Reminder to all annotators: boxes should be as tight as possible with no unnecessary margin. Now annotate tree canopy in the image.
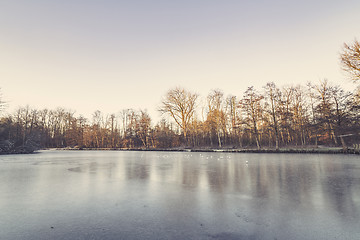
[159,87,198,139]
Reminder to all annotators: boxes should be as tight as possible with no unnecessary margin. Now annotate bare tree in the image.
[226,95,241,147]
[108,114,118,148]
[159,87,198,142]
[291,85,309,146]
[279,86,295,145]
[340,39,360,83]
[312,80,338,145]
[206,89,226,147]
[263,82,281,149]
[240,86,263,150]
[137,110,151,148]
[92,110,104,148]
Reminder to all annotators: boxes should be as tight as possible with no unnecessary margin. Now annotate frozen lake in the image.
[1,150,360,240]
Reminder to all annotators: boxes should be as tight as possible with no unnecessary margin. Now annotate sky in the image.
[1,0,359,121]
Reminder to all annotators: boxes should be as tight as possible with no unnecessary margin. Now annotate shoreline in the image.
[2,147,359,155]
[0,148,37,155]
[49,147,360,155]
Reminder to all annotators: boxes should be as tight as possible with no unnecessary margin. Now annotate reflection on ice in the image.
[0,150,360,240]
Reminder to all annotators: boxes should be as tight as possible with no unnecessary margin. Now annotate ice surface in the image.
[0,151,360,240]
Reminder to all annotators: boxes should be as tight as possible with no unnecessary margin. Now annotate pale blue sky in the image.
[1,0,359,121]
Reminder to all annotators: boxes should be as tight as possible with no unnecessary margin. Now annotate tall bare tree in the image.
[159,87,198,142]
[313,80,338,145]
[291,85,308,146]
[137,110,151,148]
[263,82,281,149]
[240,86,263,150]
[206,89,226,147]
[226,95,241,147]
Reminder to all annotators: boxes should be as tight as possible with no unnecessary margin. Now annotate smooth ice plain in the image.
[1,150,360,240]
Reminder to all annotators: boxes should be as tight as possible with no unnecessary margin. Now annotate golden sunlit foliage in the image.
[2,36,360,152]
[1,79,359,154]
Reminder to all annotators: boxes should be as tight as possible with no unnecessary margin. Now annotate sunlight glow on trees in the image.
[159,87,198,142]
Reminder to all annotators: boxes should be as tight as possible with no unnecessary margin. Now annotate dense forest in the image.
[1,39,359,153]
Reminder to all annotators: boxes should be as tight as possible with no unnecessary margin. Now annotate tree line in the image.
[0,79,359,152]
[1,39,359,153]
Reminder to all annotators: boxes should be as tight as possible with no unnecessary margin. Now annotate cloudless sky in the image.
[1,0,359,121]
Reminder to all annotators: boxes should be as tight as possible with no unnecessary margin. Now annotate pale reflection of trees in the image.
[110,152,360,221]
[125,159,150,180]
[322,163,360,219]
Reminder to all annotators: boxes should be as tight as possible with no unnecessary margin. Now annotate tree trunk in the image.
[217,130,222,148]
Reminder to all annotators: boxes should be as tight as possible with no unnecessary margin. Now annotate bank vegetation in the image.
[1,39,360,154]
